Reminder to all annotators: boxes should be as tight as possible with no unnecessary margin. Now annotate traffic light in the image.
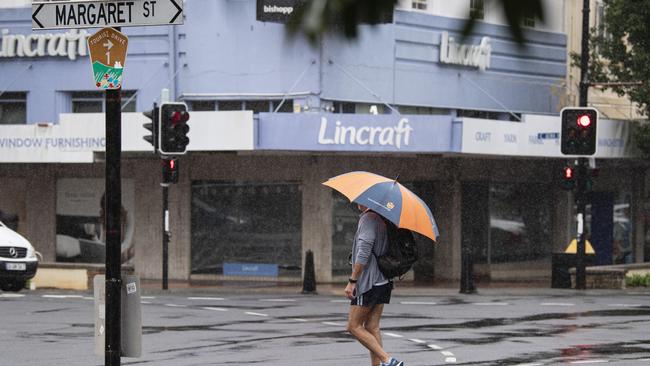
[142,103,159,152]
[561,164,576,191]
[560,107,598,155]
[162,158,179,184]
[159,102,190,155]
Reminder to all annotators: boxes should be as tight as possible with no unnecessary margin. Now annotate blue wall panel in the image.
[0,2,567,124]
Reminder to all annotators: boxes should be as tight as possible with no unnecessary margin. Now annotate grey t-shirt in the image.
[351,210,389,296]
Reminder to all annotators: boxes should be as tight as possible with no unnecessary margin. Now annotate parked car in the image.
[0,221,39,292]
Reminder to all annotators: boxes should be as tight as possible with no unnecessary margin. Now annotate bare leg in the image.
[366,304,385,366]
[348,305,390,365]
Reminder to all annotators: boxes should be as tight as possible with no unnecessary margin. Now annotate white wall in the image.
[397,0,565,33]
[0,0,29,8]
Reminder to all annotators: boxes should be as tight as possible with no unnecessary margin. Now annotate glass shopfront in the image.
[462,182,554,267]
[191,181,302,276]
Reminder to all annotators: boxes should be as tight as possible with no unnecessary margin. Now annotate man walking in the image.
[345,204,404,366]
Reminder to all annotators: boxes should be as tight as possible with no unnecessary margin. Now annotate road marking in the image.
[188,297,224,301]
[0,293,25,298]
[202,307,227,312]
[441,351,454,357]
[260,298,296,302]
[400,301,437,305]
[330,300,349,303]
[472,302,509,306]
[639,359,650,362]
[409,338,426,344]
[427,344,443,350]
[141,301,152,304]
[42,294,83,299]
[291,318,308,322]
[141,296,156,299]
[445,357,457,363]
[83,296,94,300]
[322,321,345,327]
[569,360,609,364]
[165,303,186,307]
[383,332,404,338]
[608,303,642,307]
[245,311,269,317]
[541,303,575,306]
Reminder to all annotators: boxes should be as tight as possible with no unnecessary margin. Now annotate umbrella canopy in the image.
[323,171,439,242]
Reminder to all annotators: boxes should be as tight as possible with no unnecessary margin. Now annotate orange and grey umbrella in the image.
[323,171,439,242]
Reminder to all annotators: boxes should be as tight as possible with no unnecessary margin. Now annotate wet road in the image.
[1,290,649,365]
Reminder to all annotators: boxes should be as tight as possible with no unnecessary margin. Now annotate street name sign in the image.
[32,0,184,30]
[87,27,128,90]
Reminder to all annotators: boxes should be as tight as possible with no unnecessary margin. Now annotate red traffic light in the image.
[564,166,574,179]
[577,114,591,128]
[170,110,189,124]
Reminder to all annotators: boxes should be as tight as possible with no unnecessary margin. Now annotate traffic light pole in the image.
[574,0,591,290]
[162,179,170,290]
[105,32,122,365]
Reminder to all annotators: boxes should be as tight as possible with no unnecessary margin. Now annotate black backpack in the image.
[375,216,418,279]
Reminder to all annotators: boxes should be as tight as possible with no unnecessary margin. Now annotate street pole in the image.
[575,0,591,290]
[162,180,169,290]
[105,27,122,365]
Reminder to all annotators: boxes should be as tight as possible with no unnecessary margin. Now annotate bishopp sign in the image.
[32,0,184,30]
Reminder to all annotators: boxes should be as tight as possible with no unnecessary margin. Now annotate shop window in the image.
[272,100,294,113]
[0,92,27,124]
[398,105,449,115]
[189,100,216,111]
[412,0,427,11]
[217,100,243,111]
[191,181,302,276]
[470,0,484,20]
[522,15,535,28]
[488,183,552,263]
[332,101,356,114]
[71,90,136,113]
[462,182,553,266]
[215,100,293,113]
[246,100,271,114]
[458,109,521,121]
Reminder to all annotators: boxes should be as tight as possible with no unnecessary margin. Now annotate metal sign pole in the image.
[104,24,123,366]
[105,88,122,365]
[575,0,591,290]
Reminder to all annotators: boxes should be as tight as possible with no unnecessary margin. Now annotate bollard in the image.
[460,246,477,294]
[301,250,317,294]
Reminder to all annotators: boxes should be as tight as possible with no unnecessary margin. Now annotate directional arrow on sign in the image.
[32,0,184,30]
[103,40,113,51]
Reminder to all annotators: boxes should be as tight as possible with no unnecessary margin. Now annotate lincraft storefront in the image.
[1,0,648,288]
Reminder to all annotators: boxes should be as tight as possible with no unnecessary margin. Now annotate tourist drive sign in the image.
[87,27,128,90]
[32,0,184,30]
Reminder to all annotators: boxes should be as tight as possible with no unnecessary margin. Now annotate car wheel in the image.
[0,280,25,292]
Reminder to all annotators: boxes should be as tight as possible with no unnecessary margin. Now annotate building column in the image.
[25,165,56,261]
[434,177,462,281]
[301,157,333,283]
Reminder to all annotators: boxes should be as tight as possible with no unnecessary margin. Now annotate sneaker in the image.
[382,357,404,366]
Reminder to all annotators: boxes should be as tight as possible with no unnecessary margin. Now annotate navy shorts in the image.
[351,282,392,307]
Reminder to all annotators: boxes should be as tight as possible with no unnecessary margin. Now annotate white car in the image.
[0,221,39,292]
